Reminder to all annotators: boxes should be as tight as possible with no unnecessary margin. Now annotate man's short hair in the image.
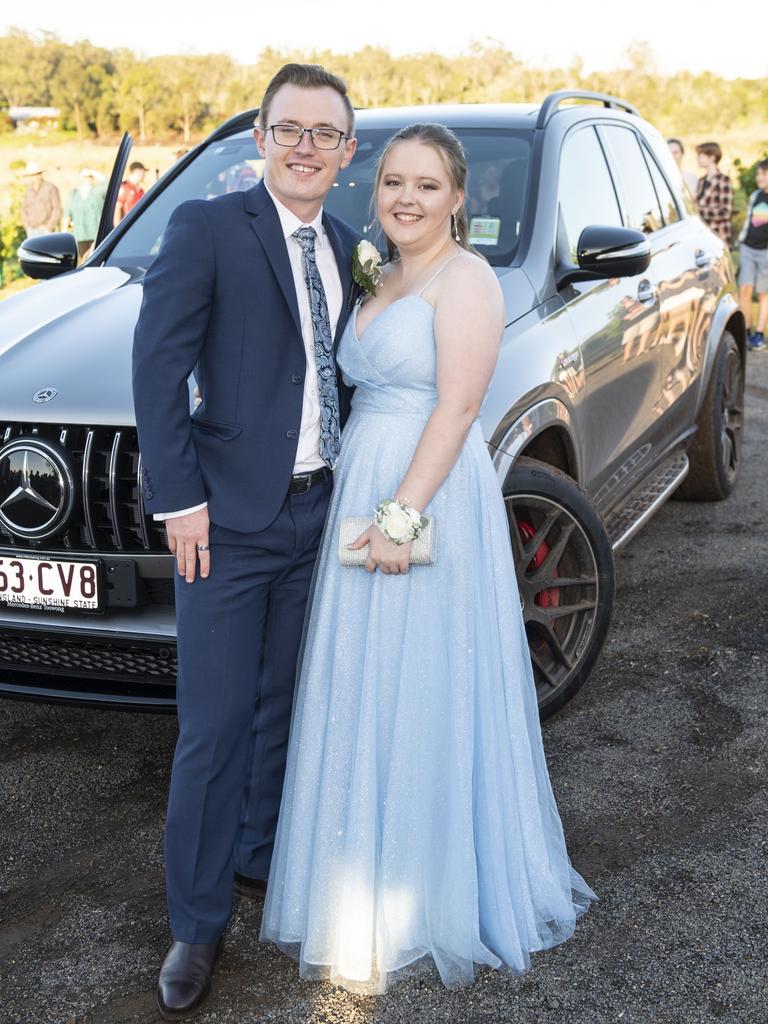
[756,158,768,175]
[696,141,722,164]
[129,161,148,173]
[258,63,355,136]
[667,137,684,152]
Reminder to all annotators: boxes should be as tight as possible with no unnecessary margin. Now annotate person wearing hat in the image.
[114,161,148,226]
[63,168,107,260]
[20,162,62,238]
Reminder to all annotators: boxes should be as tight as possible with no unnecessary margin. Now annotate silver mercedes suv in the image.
[0,90,745,717]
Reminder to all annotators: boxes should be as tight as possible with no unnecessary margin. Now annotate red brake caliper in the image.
[517,519,561,608]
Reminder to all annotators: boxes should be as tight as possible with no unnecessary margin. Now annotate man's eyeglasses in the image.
[266,124,350,151]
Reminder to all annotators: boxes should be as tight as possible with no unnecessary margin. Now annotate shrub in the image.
[0,181,27,287]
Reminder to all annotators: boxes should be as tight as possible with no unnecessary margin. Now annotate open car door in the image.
[94,132,133,249]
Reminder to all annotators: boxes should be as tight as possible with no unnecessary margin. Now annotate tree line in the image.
[1,31,767,144]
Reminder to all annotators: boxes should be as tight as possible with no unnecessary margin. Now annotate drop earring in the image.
[451,213,460,242]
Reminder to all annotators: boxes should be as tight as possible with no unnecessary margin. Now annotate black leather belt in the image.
[288,466,331,495]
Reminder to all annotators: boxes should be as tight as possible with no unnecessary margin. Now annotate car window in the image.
[339,128,532,264]
[599,125,663,234]
[557,126,622,263]
[641,143,681,226]
[105,135,265,268]
[105,127,533,270]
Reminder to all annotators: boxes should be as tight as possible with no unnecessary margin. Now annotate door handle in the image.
[695,249,711,268]
[637,279,658,303]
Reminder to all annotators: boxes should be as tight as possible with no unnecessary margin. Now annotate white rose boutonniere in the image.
[352,240,383,296]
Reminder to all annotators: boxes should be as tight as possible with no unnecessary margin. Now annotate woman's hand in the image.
[347,525,412,574]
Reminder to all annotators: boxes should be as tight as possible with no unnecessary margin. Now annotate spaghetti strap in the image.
[418,253,461,297]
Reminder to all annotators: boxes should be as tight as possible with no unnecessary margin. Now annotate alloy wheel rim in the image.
[720,347,744,483]
[504,493,601,704]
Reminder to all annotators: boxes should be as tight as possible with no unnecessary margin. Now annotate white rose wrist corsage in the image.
[374,498,427,546]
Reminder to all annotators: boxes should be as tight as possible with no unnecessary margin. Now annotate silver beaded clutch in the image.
[338,516,437,566]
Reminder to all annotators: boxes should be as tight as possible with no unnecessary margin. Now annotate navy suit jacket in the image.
[132,180,360,533]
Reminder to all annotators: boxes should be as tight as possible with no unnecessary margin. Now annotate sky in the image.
[3,0,766,80]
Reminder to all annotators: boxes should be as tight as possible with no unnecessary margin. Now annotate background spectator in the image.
[666,138,699,195]
[113,161,148,226]
[737,158,768,351]
[695,141,733,247]
[469,163,502,216]
[63,168,106,260]
[20,162,62,238]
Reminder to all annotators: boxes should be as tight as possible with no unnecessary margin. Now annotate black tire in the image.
[676,330,744,501]
[503,457,615,720]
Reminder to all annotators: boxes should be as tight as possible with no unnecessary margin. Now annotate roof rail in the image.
[206,108,260,142]
[536,90,639,129]
[203,105,367,142]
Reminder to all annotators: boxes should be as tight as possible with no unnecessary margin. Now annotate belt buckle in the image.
[291,473,311,495]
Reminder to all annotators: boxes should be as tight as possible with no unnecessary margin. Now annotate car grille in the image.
[0,630,177,682]
[0,422,167,553]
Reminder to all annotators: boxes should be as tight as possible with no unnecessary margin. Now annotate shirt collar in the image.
[264,181,326,245]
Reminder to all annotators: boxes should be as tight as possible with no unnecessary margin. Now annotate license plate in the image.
[0,554,102,612]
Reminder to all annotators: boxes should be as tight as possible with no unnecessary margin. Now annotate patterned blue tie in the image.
[292,226,341,469]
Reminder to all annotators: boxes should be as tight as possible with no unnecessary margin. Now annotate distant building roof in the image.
[8,106,60,121]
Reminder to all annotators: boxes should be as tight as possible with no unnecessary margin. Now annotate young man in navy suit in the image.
[132,64,359,1019]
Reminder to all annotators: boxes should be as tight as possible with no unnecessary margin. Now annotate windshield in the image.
[106,125,532,270]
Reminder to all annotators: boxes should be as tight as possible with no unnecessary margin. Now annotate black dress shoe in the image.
[156,939,222,1021]
[234,871,267,899]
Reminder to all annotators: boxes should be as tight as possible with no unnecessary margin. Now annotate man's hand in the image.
[166,507,211,583]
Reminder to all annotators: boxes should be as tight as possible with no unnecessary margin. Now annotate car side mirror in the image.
[18,232,79,280]
[556,225,651,289]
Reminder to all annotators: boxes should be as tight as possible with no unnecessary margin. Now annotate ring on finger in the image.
[197,544,210,552]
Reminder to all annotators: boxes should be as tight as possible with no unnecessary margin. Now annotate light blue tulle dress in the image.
[260,276,597,993]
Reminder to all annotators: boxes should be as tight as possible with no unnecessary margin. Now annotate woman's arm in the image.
[395,257,504,509]
[352,255,504,574]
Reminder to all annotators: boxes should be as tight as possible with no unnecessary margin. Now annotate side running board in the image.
[604,453,689,552]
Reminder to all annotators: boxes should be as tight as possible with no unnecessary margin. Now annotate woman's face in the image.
[377,139,462,253]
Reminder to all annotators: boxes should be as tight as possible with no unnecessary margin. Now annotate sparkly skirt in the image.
[260,408,597,992]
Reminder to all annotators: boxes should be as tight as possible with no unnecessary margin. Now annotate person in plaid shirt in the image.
[695,142,733,247]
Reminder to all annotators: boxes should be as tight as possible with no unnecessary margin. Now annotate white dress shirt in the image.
[155,183,344,521]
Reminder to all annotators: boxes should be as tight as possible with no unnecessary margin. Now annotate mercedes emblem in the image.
[0,439,75,539]
[33,387,58,403]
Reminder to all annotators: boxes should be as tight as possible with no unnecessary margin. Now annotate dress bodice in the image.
[337,296,439,419]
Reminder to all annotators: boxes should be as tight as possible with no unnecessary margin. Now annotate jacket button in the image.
[292,374,303,385]
[286,429,298,439]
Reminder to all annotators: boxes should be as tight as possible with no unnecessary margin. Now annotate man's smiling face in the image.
[255,83,356,220]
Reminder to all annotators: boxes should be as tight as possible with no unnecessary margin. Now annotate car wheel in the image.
[676,330,744,501]
[503,457,615,720]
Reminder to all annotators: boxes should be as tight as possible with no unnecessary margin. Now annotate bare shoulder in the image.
[434,251,503,311]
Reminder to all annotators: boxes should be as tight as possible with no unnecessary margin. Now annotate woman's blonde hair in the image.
[372,123,479,260]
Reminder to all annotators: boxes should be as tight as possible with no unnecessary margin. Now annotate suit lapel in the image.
[323,213,354,350]
[245,181,302,340]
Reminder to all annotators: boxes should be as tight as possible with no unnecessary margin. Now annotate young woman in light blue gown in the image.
[260,123,597,993]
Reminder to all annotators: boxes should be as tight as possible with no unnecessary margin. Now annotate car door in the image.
[639,135,718,428]
[94,132,133,249]
[600,125,708,438]
[557,124,665,500]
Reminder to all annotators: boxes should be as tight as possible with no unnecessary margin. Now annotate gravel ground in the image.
[1,355,766,1024]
